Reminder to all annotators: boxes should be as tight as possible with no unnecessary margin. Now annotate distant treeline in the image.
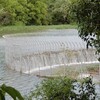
[0,0,74,26]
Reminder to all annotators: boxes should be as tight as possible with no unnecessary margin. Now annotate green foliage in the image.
[70,0,100,61]
[0,84,24,100]
[0,0,48,25]
[26,77,97,100]
[0,10,13,26]
[74,77,96,100]
[0,0,74,25]
[28,0,48,25]
[47,0,71,24]
[0,0,29,25]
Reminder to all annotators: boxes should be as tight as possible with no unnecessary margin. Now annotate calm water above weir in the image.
[0,29,100,99]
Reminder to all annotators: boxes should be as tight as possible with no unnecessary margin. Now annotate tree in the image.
[0,0,29,25]
[27,0,49,25]
[49,0,71,24]
[0,0,13,25]
[71,0,100,61]
[0,0,49,25]
[0,9,13,26]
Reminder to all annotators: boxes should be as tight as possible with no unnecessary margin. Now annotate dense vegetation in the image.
[0,0,72,26]
[71,0,100,60]
[25,77,96,100]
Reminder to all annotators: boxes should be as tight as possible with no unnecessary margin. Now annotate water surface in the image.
[0,29,100,99]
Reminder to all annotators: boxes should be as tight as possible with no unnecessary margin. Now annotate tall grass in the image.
[0,24,77,37]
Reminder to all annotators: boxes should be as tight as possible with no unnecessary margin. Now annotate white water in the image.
[4,35,98,75]
[24,61,99,74]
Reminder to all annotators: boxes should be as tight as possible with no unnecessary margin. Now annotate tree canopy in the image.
[71,0,100,60]
[0,0,71,25]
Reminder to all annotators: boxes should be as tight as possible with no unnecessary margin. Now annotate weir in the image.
[3,32,100,82]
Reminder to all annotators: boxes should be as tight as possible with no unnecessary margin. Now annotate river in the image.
[0,29,100,99]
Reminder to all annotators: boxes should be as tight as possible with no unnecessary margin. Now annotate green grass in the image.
[0,24,77,37]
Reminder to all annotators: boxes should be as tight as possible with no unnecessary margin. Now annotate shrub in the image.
[26,77,97,100]
[0,10,13,26]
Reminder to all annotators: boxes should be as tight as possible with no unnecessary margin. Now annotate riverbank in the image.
[0,24,77,37]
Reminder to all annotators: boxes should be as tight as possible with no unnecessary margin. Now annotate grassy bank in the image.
[0,24,77,37]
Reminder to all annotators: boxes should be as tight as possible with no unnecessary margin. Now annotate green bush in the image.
[0,10,13,26]
[26,77,97,100]
[0,0,75,26]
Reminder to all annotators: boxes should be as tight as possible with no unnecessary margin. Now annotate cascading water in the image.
[3,33,100,83]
